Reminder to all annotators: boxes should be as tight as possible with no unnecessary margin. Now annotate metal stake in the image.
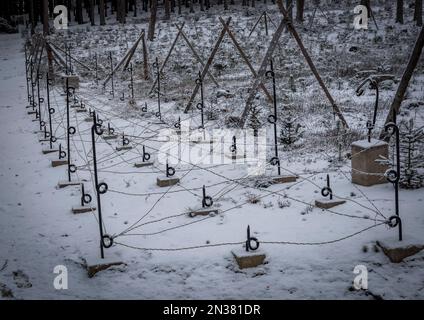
[266,58,281,176]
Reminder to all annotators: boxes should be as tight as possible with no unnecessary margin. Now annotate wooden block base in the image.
[272,175,298,184]
[27,110,36,115]
[157,176,180,187]
[57,180,83,188]
[42,148,58,154]
[232,248,266,269]
[75,107,87,113]
[84,117,93,122]
[188,207,219,217]
[134,161,154,168]
[116,146,132,151]
[51,159,68,167]
[38,138,50,142]
[315,198,346,209]
[377,237,424,263]
[72,206,96,214]
[85,258,125,278]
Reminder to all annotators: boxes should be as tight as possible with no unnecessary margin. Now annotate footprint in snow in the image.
[12,270,32,289]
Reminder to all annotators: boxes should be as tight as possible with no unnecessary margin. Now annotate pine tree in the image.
[399,119,424,189]
[280,116,302,145]
[248,105,262,136]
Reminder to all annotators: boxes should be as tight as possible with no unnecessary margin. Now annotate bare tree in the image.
[164,0,171,19]
[89,0,95,26]
[148,0,158,41]
[99,0,106,25]
[42,0,49,34]
[296,0,304,22]
[396,0,404,24]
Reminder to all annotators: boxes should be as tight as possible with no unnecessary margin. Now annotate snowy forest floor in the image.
[1,2,424,299]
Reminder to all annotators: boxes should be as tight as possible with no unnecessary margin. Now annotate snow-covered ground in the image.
[1,3,424,299]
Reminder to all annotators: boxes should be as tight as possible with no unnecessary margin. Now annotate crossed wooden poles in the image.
[180,7,348,129]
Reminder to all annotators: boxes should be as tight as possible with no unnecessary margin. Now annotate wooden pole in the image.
[176,23,220,87]
[276,0,349,128]
[219,17,273,103]
[184,17,232,113]
[380,26,424,139]
[238,18,287,127]
[148,23,184,94]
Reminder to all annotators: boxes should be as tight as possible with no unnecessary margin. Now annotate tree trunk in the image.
[396,0,404,24]
[381,26,424,139]
[89,0,95,25]
[99,0,106,25]
[147,0,158,41]
[142,31,150,80]
[415,0,423,26]
[296,0,304,22]
[164,0,171,19]
[29,0,35,34]
[76,0,84,24]
[360,0,371,18]
[42,0,49,34]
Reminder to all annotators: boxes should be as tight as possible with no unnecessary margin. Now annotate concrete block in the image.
[51,159,68,167]
[188,207,219,218]
[157,176,180,187]
[116,145,132,151]
[232,248,266,269]
[377,237,424,263]
[351,139,389,186]
[72,206,96,214]
[63,75,79,89]
[85,257,125,278]
[134,161,154,168]
[315,198,346,209]
[225,153,246,160]
[42,148,58,154]
[272,175,298,184]
[103,134,118,140]
[75,107,87,113]
[57,180,83,188]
